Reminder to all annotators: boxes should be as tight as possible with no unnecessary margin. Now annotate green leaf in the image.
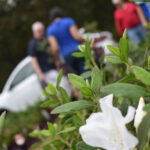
[86,79,91,88]
[85,35,92,59]
[120,99,129,116]
[122,29,127,39]
[81,71,92,79]
[68,74,86,89]
[148,56,150,70]
[72,52,85,58]
[77,141,97,150]
[81,87,94,96]
[56,70,63,89]
[40,100,59,108]
[29,129,40,137]
[0,111,6,134]
[73,114,83,127]
[46,83,57,95]
[51,100,93,114]
[43,144,51,150]
[91,66,102,96]
[137,112,150,150]
[118,75,135,83]
[144,104,150,112]
[119,36,128,62]
[58,87,71,103]
[57,127,77,134]
[101,83,150,100]
[132,66,150,86]
[47,122,56,136]
[78,45,85,52]
[41,129,51,136]
[107,45,120,56]
[106,56,124,64]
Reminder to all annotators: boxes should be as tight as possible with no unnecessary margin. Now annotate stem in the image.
[57,136,72,150]
[92,94,101,112]
[91,57,98,68]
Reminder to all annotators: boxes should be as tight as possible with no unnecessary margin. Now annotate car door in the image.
[6,62,43,111]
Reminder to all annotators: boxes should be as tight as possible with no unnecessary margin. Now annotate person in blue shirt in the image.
[47,7,85,75]
[136,2,150,21]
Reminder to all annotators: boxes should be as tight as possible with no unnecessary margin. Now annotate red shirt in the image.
[114,2,140,36]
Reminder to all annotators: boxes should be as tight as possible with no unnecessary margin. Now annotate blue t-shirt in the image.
[28,38,56,73]
[46,17,81,58]
[136,2,150,21]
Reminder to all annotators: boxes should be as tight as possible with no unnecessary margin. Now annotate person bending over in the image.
[47,7,85,75]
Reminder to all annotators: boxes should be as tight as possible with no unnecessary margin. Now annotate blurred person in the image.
[47,7,85,75]
[112,0,148,44]
[28,22,71,91]
[136,2,150,22]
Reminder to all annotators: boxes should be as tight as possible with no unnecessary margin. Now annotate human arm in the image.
[70,25,85,43]
[115,19,124,37]
[28,40,46,82]
[136,5,148,28]
[31,57,46,82]
[48,36,61,69]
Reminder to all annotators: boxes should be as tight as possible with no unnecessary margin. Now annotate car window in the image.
[10,63,35,90]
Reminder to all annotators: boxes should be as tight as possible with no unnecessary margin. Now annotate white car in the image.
[0,57,43,112]
[0,57,72,113]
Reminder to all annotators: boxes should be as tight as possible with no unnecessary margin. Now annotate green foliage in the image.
[148,56,150,70]
[28,32,150,150]
[101,83,150,100]
[107,45,120,56]
[91,67,102,96]
[51,101,94,114]
[56,69,63,89]
[57,127,77,135]
[40,99,59,108]
[132,66,150,86]
[119,30,129,62]
[137,111,150,150]
[0,111,6,134]
[106,56,123,64]
[68,74,86,89]
[81,87,94,97]
[72,52,85,58]
[77,141,97,150]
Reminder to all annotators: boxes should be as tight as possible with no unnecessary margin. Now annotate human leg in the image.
[127,27,141,44]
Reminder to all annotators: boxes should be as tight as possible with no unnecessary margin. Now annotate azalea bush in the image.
[29,30,150,150]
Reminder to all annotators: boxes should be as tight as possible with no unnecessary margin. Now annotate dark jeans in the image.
[65,50,85,75]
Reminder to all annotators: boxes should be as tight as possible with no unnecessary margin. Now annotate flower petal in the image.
[79,94,138,150]
[134,97,147,130]
[100,94,113,108]
[79,122,116,149]
[86,112,105,124]
[123,106,135,125]
[122,125,139,150]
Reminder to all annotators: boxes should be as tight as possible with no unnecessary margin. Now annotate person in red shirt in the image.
[112,0,148,44]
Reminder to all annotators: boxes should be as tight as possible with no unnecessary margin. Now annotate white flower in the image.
[79,94,138,150]
[134,97,147,131]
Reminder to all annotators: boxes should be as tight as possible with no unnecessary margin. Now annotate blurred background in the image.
[1,0,150,149]
[0,0,116,92]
